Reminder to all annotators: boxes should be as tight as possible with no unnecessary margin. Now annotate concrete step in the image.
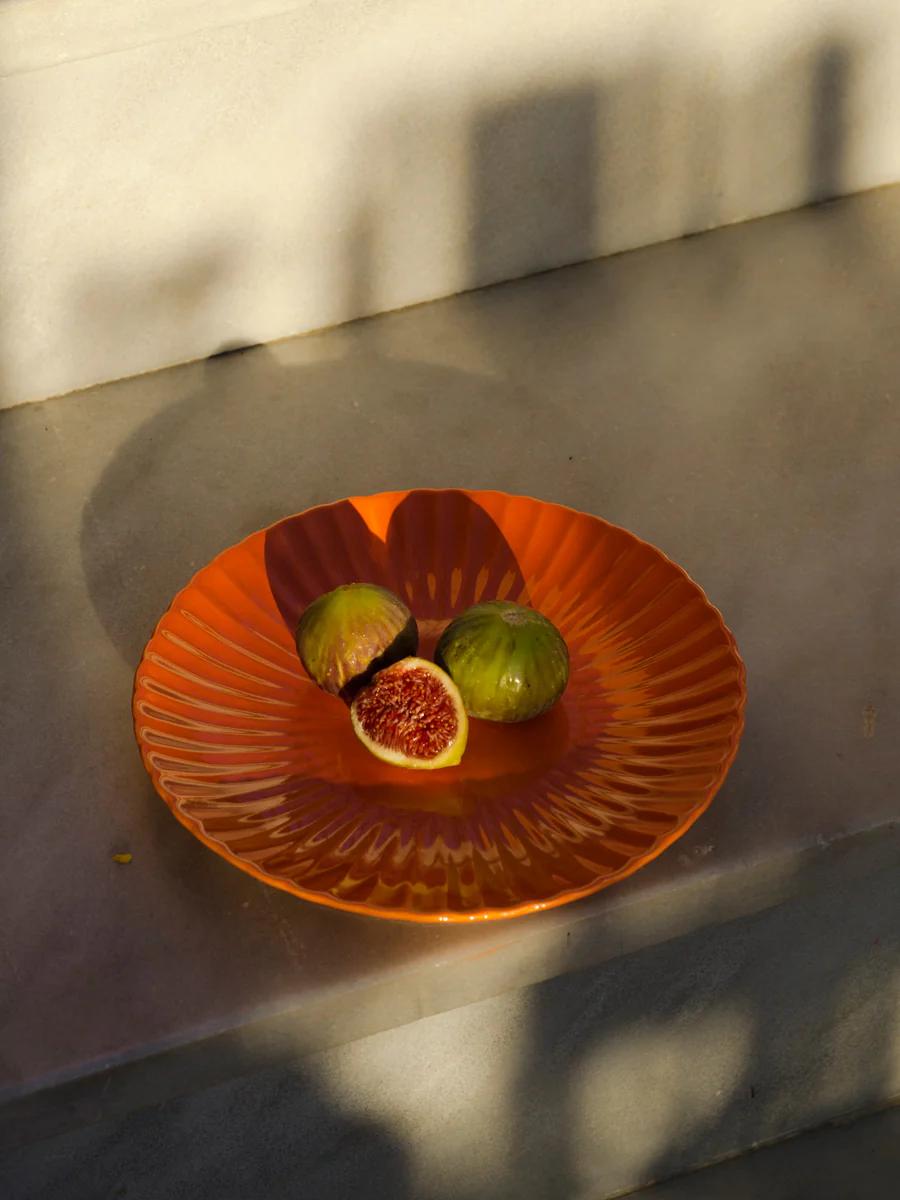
[1,185,898,1197]
[625,1104,900,1200]
[2,856,898,1199]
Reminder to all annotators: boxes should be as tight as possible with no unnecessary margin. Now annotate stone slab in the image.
[1,187,898,1146]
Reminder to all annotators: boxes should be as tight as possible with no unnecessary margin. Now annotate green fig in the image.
[435,601,568,722]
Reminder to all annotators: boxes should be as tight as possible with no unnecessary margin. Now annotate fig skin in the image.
[435,601,568,722]
[295,583,418,701]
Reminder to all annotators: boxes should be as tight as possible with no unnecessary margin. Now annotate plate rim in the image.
[132,487,747,924]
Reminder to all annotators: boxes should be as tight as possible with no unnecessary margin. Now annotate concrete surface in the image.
[2,860,897,1200]
[1,187,898,1150]
[3,0,900,404]
[626,1104,900,1200]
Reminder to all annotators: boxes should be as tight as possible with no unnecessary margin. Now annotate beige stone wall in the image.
[2,0,899,406]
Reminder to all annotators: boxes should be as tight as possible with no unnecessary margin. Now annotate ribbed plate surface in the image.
[133,490,746,922]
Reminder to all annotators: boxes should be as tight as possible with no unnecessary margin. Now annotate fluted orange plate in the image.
[133,489,745,923]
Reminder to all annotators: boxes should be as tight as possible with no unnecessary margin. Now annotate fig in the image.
[295,583,417,700]
[350,658,468,770]
[435,601,569,722]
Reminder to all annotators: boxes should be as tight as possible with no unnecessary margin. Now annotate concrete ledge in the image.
[627,1104,900,1200]
[1,187,898,1158]
[3,859,898,1198]
[2,824,896,1153]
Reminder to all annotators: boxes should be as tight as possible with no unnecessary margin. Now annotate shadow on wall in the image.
[468,84,599,289]
[56,28,900,1200]
[810,43,853,201]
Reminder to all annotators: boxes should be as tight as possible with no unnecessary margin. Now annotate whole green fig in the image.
[435,601,568,722]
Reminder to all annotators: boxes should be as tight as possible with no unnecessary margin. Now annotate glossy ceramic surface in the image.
[133,490,746,922]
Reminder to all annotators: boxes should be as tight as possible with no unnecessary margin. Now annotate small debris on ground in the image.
[111,852,133,865]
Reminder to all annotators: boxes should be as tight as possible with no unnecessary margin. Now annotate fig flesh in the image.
[350,657,468,769]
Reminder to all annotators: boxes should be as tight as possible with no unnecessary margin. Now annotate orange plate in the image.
[133,490,746,923]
